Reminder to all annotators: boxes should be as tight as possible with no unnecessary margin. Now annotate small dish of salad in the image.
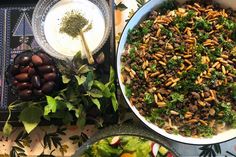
[73,124,178,157]
[81,135,174,157]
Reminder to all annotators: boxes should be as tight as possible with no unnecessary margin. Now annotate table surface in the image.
[0,0,235,156]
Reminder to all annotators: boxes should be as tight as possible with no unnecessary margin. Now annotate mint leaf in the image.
[3,122,12,136]
[66,102,75,111]
[87,90,103,98]
[75,75,86,85]
[84,72,94,90]
[93,80,106,90]
[44,96,57,115]
[109,67,115,82]
[76,112,86,128]
[103,86,112,98]
[111,93,118,111]
[62,75,70,84]
[91,98,101,109]
[19,106,43,133]
[78,65,91,74]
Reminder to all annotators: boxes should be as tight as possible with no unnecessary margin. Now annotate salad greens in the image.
[81,136,173,157]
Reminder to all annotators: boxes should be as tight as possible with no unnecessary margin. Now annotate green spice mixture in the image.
[60,10,89,38]
[121,0,236,137]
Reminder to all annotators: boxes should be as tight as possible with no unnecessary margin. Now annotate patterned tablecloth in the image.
[0,0,235,156]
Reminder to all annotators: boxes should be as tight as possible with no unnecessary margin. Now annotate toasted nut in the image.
[209,120,215,128]
[194,3,201,8]
[150,37,158,41]
[150,71,160,77]
[209,108,216,116]
[157,93,163,101]
[130,69,136,75]
[172,78,180,83]
[159,61,166,66]
[187,119,198,123]
[186,65,193,71]
[154,94,158,104]
[170,110,179,115]
[205,97,215,102]
[184,59,192,65]
[165,81,173,87]
[219,59,228,64]
[153,55,160,61]
[156,102,166,107]
[212,62,219,68]
[222,66,226,74]
[183,55,192,58]
[198,100,206,106]
[171,82,176,87]
[144,71,148,79]
[156,53,163,58]
[221,54,228,59]
[142,62,147,69]
[166,43,174,50]
[124,67,131,72]
[158,74,165,78]
[180,64,185,70]
[216,63,221,69]
[184,112,193,119]
[120,75,124,83]
[129,72,134,78]
[178,8,186,13]
[156,28,161,37]
[199,120,208,126]
[209,90,216,99]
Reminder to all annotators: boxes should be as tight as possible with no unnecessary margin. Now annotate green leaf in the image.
[62,75,70,84]
[76,113,86,128]
[87,90,103,98]
[111,93,118,111]
[3,122,13,136]
[65,102,74,111]
[84,72,94,90]
[19,106,43,133]
[109,67,115,83]
[72,51,83,67]
[91,98,101,109]
[75,75,86,85]
[94,81,111,97]
[44,96,57,115]
[77,65,91,74]
[93,80,106,90]
[62,112,73,124]
[103,86,112,98]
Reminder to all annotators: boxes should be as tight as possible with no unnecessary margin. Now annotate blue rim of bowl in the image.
[116,0,236,145]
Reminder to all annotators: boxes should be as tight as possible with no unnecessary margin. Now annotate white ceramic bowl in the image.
[117,0,236,145]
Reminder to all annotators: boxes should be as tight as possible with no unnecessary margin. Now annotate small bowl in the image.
[72,124,179,157]
[32,0,112,60]
[6,50,61,100]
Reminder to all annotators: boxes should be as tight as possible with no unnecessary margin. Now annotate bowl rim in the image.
[72,124,180,157]
[32,0,112,60]
[116,0,236,145]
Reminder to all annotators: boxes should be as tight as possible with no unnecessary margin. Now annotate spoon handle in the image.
[80,32,94,64]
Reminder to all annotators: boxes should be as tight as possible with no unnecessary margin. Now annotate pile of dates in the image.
[10,51,59,100]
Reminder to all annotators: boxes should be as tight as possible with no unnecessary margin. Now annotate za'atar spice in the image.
[60,10,91,38]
